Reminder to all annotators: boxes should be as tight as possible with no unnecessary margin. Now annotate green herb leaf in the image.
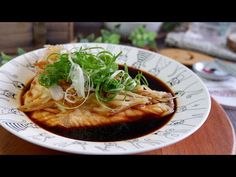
[17,48,26,55]
[94,36,103,43]
[1,52,12,61]
[38,54,71,87]
[129,26,157,48]
[1,48,26,66]
[162,22,181,32]
[100,29,120,44]
[79,33,96,43]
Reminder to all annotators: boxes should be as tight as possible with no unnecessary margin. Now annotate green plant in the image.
[78,33,96,43]
[78,29,121,44]
[17,48,26,55]
[0,48,26,66]
[78,25,159,50]
[161,22,181,32]
[95,29,120,44]
[128,26,157,49]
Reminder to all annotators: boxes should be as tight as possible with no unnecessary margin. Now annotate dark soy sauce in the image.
[24,66,176,142]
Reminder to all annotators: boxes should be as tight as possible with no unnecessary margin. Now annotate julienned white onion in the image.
[69,64,85,98]
[68,53,86,98]
[49,85,64,101]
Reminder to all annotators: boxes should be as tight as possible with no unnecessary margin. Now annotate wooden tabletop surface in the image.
[143,98,235,154]
[0,97,235,155]
[224,108,236,136]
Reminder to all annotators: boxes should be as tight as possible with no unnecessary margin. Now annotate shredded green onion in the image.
[38,46,148,107]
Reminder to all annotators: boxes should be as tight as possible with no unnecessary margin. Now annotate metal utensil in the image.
[215,59,236,78]
[192,61,230,81]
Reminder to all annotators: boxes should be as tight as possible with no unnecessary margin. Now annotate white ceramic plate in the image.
[0,43,211,154]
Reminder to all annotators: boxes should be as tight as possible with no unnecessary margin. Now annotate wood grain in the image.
[46,22,74,43]
[159,48,214,66]
[0,23,32,34]
[142,98,235,155]
[47,32,72,43]
[0,33,33,48]
[0,22,74,54]
[0,98,235,155]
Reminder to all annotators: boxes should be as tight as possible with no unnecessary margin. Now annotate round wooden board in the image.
[159,48,214,66]
[0,98,235,155]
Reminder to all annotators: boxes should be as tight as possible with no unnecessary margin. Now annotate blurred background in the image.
[0,22,235,54]
[1,21,236,135]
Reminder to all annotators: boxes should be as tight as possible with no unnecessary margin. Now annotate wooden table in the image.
[223,108,236,135]
[0,98,235,155]
[144,98,235,155]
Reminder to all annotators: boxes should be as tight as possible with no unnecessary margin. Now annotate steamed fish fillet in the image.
[19,76,55,112]
[29,93,174,128]
[19,75,175,128]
